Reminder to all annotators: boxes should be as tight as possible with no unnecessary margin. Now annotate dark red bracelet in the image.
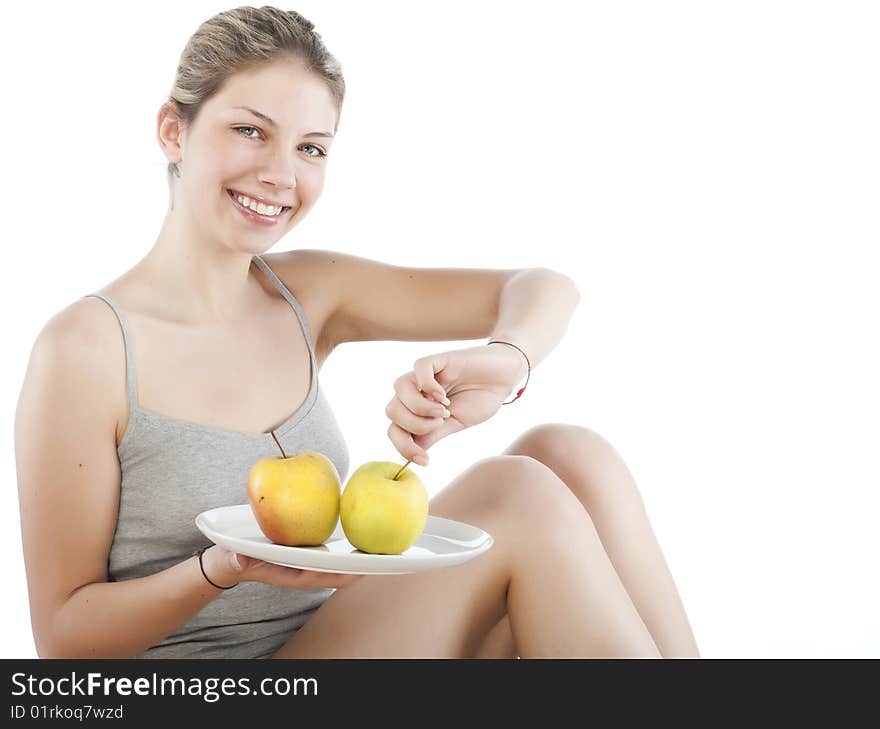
[487,340,531,404]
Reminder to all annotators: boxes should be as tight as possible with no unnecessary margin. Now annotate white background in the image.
[2,1,878,658]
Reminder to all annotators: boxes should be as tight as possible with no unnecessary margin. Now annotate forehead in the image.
[208,60,337,129]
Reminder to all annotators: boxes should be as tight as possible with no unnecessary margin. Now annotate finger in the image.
[395,372,449,418]
[388,421,430,465]
[296,570,355,591]
[385,395,446,436]
[256,565,306,589]
[413,414,461,452]
[279,567,325,591]
[413,355,450,402]
[248,561,347,591]
[324,573,360,589]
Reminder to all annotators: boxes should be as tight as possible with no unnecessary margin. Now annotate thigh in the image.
[473,614,517,659]
[272,457,539,658]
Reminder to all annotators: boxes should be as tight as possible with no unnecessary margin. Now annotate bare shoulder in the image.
[259,248,352,353]
[260,248,347,290]
[18,296,127,436]
[35,296,125,370]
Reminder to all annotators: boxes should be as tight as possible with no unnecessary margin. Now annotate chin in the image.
[227,237,281,257]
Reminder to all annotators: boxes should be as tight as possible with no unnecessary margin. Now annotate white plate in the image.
[195,504,494,575]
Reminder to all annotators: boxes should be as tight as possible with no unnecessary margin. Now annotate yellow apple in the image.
[340,462,429,555]
[247,451,341,546]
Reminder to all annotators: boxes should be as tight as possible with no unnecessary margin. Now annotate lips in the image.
[226,189,292,213]
[226,189,294,226]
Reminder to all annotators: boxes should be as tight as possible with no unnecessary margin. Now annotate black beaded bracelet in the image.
[194,545,239,590]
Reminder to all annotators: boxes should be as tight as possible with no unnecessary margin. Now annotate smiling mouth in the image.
[226,189,293,217]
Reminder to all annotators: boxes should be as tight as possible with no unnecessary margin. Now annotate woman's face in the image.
[164,58,338,254]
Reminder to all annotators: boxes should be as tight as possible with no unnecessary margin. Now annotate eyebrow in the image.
[231,106,334,138]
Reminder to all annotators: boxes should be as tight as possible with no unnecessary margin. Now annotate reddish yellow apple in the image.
[247,451,341,546]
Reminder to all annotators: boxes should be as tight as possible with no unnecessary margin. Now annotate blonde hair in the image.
[165,5,345,199]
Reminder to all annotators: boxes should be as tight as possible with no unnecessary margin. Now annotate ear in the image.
[157,101,185,167]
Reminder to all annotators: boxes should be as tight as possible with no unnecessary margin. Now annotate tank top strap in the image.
[251,255,318,357]
[82,293,139,414]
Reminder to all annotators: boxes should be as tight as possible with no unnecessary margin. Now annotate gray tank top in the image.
[82,254,350,659]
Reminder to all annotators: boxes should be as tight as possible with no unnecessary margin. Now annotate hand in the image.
[204,545,362,591]
[385,343,528,465]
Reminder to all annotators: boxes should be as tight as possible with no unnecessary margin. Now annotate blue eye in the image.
[300,143,327,158]
[235,125,261,139]
[234,127,327,158]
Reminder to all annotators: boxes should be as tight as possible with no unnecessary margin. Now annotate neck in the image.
[136,203,264,325]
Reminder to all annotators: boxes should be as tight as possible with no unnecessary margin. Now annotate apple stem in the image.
[392,460,411,481]
[270,430,287,458]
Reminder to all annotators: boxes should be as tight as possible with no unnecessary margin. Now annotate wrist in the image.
[200,545,242,589]
[487,340,529,383]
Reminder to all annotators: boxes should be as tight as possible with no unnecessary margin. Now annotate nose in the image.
[258,156,297,191]
[258,173,296,191]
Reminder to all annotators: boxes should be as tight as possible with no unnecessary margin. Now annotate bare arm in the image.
[15,300,355,658]
[51,549,238,658]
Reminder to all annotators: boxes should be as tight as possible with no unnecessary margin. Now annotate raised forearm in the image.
[46,546,234,658]
[489,268,581,378]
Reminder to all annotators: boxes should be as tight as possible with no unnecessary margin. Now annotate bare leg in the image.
[496,423,700,658]
[474,610,519,659]
[272,455,660,658]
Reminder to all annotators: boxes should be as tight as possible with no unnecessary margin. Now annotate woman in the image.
[14,7,698,658]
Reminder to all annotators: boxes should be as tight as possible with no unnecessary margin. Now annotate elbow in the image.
[34,626,76,659]
[32,608,75,658]
[35,615,125,659]
[36,644,66,659]
[35,638,71,660]
[37,639,126,660]
[541,268,581,304]
[32,620,59,659]
[37,628,132,658]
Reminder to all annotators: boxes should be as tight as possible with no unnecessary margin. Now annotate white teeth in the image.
[232,191,283,216]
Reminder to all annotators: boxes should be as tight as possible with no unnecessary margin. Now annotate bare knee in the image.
[506,423,643,508]
[478,452,583,498]
[444,455,591,534]
[506,422,605,459]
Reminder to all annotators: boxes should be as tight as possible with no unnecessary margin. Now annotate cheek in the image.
[296,170,326,207]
